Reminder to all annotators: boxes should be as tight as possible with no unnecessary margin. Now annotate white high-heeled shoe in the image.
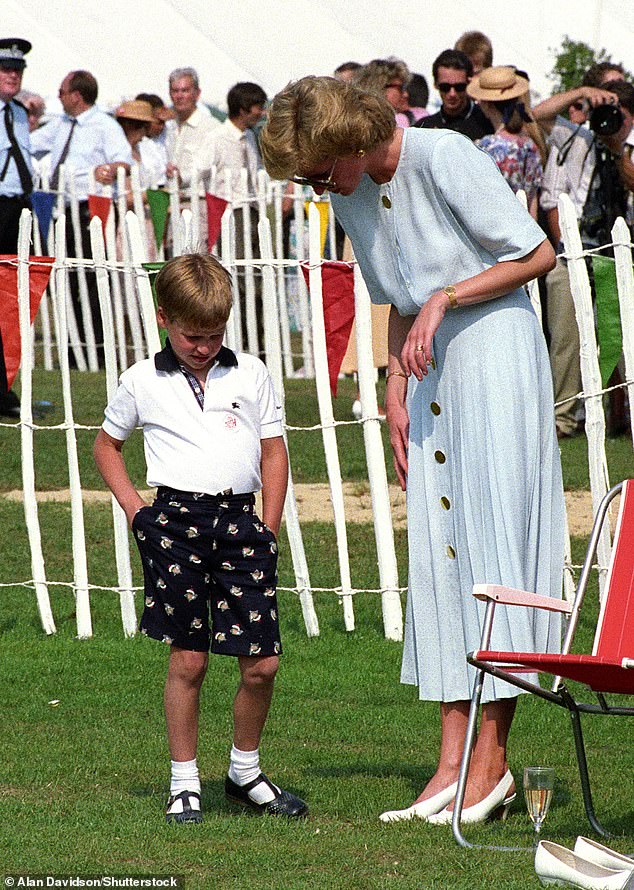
[574,838,634,875]
[426,769,515,825]
[535,840,633,889]
[379,781,458,823]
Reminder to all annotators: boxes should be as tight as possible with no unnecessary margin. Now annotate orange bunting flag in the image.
[88,194,112,236]
[0,256,54,390]
[205,193,228,250]
[301,261,355,397]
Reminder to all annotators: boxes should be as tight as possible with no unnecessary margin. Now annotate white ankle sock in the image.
[228,746,278,804]
[169,758,201,811]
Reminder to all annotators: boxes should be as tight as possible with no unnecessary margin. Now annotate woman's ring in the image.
[415,344,424,352]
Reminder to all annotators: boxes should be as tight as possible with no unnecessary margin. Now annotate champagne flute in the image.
[524,767,555,839]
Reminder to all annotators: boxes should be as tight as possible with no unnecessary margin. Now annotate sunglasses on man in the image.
[437,82,468,94]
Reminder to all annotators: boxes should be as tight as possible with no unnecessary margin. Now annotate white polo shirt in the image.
[102,343,283,495]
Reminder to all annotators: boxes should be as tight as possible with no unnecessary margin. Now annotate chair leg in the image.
[568,706,611,838]
[452,668,533,852]
[451,667,483,848]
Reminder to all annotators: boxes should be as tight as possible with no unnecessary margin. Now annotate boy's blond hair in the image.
[155,254,233,329]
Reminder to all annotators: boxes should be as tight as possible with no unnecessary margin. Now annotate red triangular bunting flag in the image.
[205,193,228,251]
[0,256,54,390]
[88,194,112,235]
[301,261,355,396]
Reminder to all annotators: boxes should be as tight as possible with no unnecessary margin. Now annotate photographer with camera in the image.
[540,79,634,438]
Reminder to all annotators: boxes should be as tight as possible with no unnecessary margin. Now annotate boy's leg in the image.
[165,646,209,760]
[225,654,307,817]
[233,654,278,750]
[164,646,209,824]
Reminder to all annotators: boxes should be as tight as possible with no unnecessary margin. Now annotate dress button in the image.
[446,545,456,559]
[440,496,451,510]
[430,401,441,415]
[382,195,392,209]
[434,450,446,464]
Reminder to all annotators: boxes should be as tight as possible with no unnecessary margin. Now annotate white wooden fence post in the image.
[130,165,149,260]
[308,203,355,630]
[272,180,294,378]
[241,168,259,355]
[294,185,314,377]
[558,194,612,596]
[125,211,161,356]
[68,176,98,371]
[168,176,182,257]
[90,217,137,637]
[116,167,148,362]
[258,217,319,636]
[353,266,403,640]
[221,197,241,353]
[612,217,634,442]
[54,215,92,638]
[17,211,56,634]
[189,168,201,251]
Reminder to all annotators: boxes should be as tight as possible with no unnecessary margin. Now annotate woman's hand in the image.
[401,292,448,380]
[385,376,409,490]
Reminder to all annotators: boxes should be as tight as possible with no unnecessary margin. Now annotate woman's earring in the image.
[357,149,366,157]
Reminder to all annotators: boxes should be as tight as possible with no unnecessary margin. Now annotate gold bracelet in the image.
[386,370,408,382]
[443,285,458,309]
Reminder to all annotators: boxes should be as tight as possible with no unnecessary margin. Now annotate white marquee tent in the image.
[4,0,634,112]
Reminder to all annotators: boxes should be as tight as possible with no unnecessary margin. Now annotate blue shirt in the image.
[0,99,32,197]
[30,105,132,201]
[331,127,544,315]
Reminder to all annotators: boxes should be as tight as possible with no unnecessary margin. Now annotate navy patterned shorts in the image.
[133,487,282,656]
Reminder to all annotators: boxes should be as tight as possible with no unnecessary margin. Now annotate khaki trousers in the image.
[546,258,581,434]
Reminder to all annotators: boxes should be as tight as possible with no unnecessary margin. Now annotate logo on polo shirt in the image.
[225,414,237,430]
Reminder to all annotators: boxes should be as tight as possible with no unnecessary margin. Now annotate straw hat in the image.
[467,66,529,102]
[114,100,155,123]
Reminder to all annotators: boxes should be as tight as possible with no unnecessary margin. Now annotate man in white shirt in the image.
[202,83,267,354]
[165,67,219,186]
[30,70,132,366]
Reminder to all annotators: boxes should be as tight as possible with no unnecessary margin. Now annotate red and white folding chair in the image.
[452,480,634,848]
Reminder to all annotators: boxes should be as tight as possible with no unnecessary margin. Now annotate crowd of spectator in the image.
[0,31,632,435]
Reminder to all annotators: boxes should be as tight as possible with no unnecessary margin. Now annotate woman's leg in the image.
[414,697,517,808]
[444,697,517,810]
[412,701,469,803]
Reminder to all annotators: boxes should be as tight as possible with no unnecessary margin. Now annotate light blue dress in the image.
[332,128,565,703]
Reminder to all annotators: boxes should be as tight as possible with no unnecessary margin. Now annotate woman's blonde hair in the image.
[155,254,233,329]
[260,76,396,180]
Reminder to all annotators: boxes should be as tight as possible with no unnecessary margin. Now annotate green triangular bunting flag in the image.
[142,262,167,346]
[591,255,623,388]
[146,189,170,251]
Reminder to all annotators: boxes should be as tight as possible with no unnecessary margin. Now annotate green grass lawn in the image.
[1,506,633,888]
[1,371,633,887]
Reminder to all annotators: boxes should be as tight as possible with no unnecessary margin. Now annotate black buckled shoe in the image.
[225,773,308,818]
[165,789,203,824]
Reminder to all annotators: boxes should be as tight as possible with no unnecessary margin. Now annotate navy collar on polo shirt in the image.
[154,338,238,373]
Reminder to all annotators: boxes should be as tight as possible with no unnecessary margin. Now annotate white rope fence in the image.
[2,178,632,641]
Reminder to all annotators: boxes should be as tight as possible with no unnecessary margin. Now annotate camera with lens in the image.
[589,102,624,137]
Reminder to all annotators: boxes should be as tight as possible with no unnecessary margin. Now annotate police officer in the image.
[0,38,33,417]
